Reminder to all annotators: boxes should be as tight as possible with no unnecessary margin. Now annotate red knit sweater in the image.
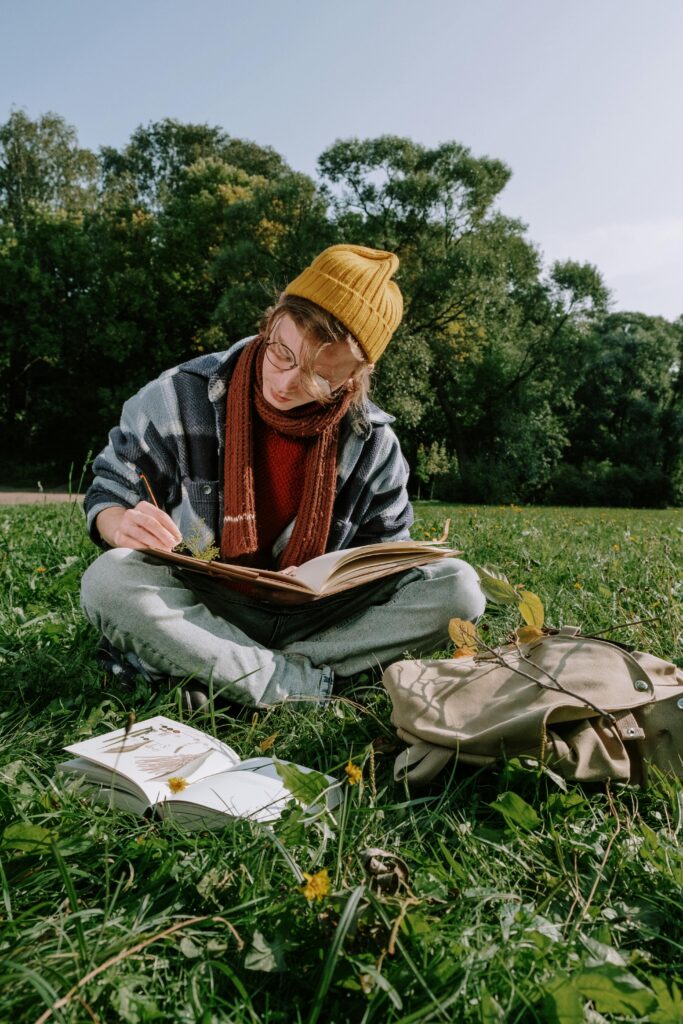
[252,418,309,568]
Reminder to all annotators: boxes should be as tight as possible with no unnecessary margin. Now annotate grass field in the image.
[0,501,681,1023]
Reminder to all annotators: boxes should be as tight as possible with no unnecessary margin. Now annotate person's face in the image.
[261,314,365,411]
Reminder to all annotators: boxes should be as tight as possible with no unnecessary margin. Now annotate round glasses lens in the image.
[311,373,333,398]
[265,342,296,370]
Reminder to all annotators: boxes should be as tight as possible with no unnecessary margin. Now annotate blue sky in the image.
[3,0,682,319]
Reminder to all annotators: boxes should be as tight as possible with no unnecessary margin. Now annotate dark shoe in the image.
[181,681,210,713]
[95,639,163,690]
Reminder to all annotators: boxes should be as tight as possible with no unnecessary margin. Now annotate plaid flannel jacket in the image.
[84,338,414,557]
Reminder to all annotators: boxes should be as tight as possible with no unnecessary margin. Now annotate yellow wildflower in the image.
[301,868,330,901]
[35,567,47,573]
[345,761,362,785]
[574,582,583,590]
[167,776,188,793]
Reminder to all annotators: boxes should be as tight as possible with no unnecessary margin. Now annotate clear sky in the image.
[3,0,682,320]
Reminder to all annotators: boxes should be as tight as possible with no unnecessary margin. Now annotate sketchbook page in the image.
[63,715,241,806]
[292,541,459,593]
[161,771,290,827]
[56,759,151,814]
[57,757,149,807]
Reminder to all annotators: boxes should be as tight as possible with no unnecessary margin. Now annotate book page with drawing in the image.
[57,716,340,826]
[61,715,241,806]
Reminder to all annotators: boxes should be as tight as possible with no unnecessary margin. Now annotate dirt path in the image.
[0,487,84,505]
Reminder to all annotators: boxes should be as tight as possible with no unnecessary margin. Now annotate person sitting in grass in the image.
[80,244,485,707]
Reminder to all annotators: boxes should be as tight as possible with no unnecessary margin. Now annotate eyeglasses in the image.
[264,339,343,399]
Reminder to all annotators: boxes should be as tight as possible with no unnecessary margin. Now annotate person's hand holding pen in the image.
[94,473,183,551]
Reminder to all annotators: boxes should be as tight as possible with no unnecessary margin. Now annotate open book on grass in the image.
[145,535,461,602]
[57,715,338,829]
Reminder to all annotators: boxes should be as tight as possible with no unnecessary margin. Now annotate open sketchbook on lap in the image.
[144,536,461,602]
[57,715,338,829]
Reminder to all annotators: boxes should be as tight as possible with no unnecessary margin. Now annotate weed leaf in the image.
[518,590,544,627]
[476,566,519,605]
[489,792,541,831]
[274,760,330,805]
[244,930,288,973]
[573,964,657,1015]
[2,822,53,852]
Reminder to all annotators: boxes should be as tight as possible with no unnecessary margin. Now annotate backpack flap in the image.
[382,634,681,784]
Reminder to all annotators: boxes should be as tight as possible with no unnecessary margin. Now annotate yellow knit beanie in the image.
[284,244,403,363]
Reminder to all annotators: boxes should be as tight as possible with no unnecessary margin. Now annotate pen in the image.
[138,471,160,508]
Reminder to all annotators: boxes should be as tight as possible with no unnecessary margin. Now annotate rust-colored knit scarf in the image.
[221,337,353,567]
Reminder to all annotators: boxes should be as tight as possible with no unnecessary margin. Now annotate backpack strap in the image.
[393,741,456,785]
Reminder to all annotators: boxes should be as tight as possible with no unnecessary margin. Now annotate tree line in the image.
[1,110,681,506]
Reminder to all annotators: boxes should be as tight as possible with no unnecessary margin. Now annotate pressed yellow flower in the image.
[345,761,362,785]
[301,868,330,901]
[167,776,188,793]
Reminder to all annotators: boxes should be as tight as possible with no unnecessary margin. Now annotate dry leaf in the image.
[453,647,477,659]
[516,625,544,644]
[259,733,278,752]
[518,590,544,628]
[360,848,410,894]
[448,617,479,648]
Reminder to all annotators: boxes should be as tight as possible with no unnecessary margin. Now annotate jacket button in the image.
[633,679,649,692]
[202,484,212,495]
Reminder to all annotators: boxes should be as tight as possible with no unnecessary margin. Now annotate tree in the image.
[0,109,97,231]
[415,440,451,498]
[319,136,611,501]
[550,312,683,505]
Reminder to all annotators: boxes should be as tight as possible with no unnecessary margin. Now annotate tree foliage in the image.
[0,113,680,505]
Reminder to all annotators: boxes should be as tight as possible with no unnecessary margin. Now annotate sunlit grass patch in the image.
[0,502,681,1021]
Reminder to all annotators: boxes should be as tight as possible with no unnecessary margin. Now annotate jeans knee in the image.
[427,557,486,621]
[80,548,133,623]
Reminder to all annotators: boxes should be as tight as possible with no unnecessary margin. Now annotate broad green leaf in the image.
[2,822,53,852]
[476,567,519,605]
[479,986,505,1022]
[649,977,683,1023]
[244,929,287,973]
[448,616,479,648]
[274,760,330,806]
[543,977,584,1024]
[179,936,203,958]
[574,964,657,1016]
[489,791,541,831]
[518,590,544,627]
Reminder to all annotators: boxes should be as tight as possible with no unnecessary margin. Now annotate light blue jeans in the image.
[80,549,486,706]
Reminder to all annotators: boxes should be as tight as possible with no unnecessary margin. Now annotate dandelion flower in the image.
[574,582,583,590]
[301,868,330,901]
[345,761,362,785]
[35,567,47,573]
[167,776,188,793]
